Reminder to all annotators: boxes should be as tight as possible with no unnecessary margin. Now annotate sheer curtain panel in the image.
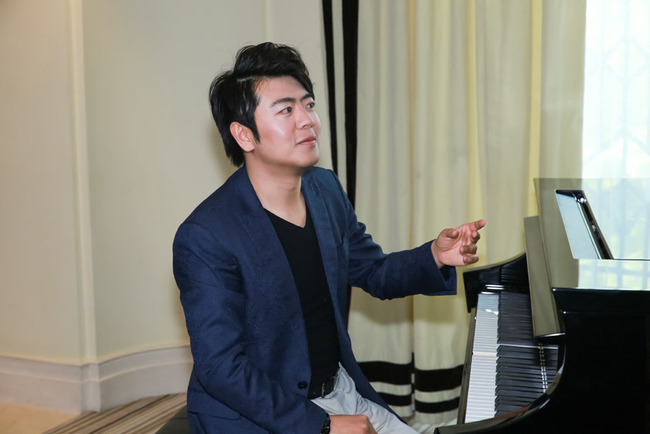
[346,0,585,430]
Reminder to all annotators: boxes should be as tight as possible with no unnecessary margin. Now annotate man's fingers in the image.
[461,244,478,254]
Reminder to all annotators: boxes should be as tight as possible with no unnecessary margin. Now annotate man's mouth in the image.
[298,135,317,146]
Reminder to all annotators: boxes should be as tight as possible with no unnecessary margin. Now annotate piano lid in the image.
[534,178,650,292]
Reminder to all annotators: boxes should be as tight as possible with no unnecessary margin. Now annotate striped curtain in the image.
[322,1,585,431]
[322,0,359,205]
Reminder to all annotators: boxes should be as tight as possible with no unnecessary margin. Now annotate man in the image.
[173,42,485,433]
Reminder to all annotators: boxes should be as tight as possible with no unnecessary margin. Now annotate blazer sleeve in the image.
[323,170,456,299]
[173,221,327,434]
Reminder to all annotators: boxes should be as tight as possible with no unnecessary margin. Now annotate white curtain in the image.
[348,0,585,430]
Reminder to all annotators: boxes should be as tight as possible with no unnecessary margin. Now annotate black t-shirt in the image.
[266,208,341,389]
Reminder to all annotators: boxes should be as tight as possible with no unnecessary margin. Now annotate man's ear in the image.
[230,122,256,153]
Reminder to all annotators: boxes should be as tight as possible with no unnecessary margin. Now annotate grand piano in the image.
[436,178,650,433]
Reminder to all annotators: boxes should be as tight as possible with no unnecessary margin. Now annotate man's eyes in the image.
[278,101,315,114]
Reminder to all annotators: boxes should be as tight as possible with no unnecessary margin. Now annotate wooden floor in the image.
[0,403,75,434]
[0,393,450,433]
[40,393,186,434]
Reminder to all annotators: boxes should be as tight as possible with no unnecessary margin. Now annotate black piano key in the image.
[493,292,559,417]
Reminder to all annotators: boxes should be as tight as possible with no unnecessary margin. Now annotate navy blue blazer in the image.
[172,166,456,433]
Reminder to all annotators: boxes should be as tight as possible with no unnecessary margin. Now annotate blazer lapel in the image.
[228,167,342,319]
[302,174,341,310]
[230,168,298,303]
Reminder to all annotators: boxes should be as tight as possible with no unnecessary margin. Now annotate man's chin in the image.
[303,151,320,167]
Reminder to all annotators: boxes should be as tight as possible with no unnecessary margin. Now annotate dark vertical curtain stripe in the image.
[322,0,359,319]
[320,0,358,203]
[321,0,338,175]
[342,0,359,208]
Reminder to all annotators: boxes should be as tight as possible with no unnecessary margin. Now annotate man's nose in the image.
[295,106,315,128]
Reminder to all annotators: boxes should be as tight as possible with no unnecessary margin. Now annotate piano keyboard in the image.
[464,293,499,423]
[464,291,559,423]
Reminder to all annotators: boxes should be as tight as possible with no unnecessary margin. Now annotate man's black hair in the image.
[209,42,315,167]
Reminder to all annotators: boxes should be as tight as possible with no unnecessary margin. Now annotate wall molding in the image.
[0,345,192,414]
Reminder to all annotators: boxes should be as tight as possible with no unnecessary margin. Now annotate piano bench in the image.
[156,406,191,434]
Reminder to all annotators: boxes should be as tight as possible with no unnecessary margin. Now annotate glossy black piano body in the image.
[437,178,650,433]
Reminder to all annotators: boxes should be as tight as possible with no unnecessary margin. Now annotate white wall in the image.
[0,0,83,364]
[0,0,329,412]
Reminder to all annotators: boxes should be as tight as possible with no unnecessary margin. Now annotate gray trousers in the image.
[312,365,418,433]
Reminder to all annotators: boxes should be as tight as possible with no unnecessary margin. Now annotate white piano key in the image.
[464,293,499,423]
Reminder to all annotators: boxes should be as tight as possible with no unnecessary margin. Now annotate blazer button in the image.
[297,381,308,390]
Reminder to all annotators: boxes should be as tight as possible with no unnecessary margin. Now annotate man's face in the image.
[248,76,321,173]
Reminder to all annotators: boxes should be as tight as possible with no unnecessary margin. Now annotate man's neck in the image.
[247,165,307,227]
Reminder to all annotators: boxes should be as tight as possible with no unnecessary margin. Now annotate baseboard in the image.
[0,354,86,414]
[0,345,192,414]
